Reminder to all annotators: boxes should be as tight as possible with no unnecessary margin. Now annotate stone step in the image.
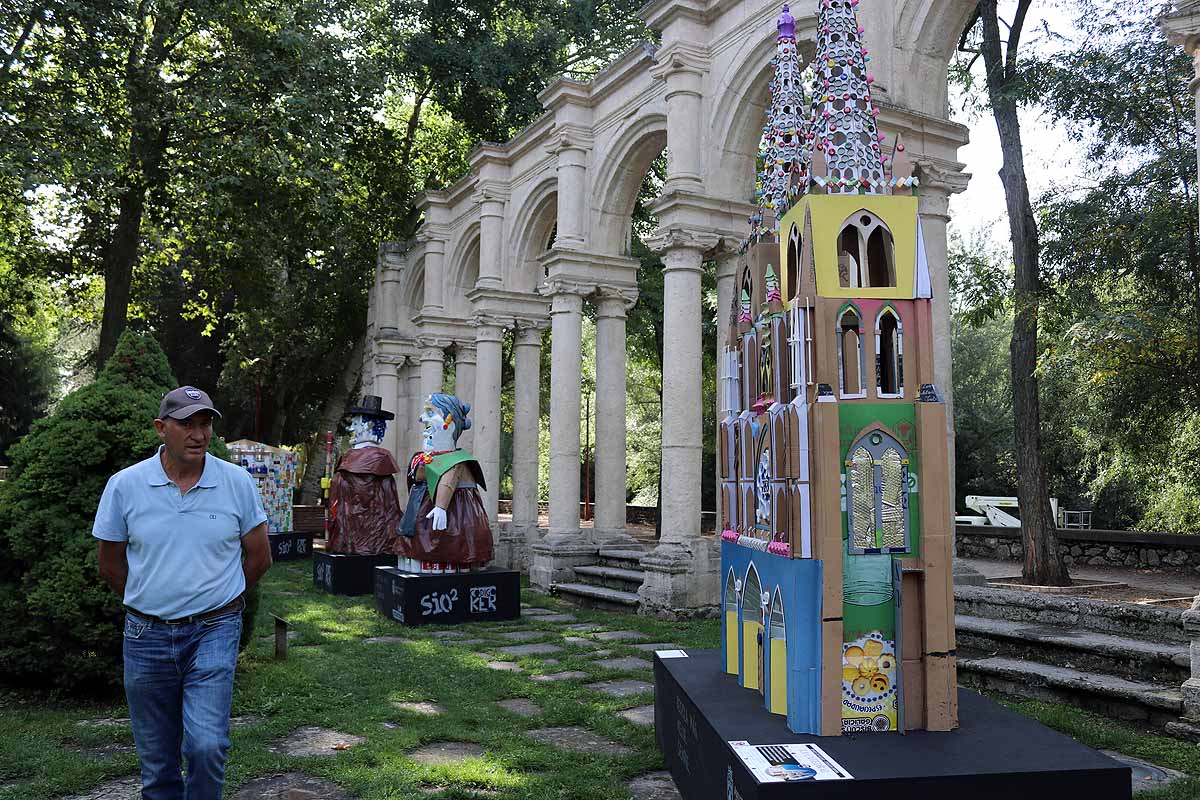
[573,565,646,593]
[956,614,1190,685]
[597,548,646,570]
[553,582,641,613]
[957,653,1184,729]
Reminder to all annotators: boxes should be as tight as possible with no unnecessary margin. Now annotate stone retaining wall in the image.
[495,501,717,532]
[956,525,1200,575]
[954,585,1189,644]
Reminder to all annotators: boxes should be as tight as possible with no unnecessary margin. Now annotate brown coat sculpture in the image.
[326,446,402,555]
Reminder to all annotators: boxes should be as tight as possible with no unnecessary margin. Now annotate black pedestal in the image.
[374,567,521,626]
[268,531,313,562]
[312,551,396,595]
[655,650,1131,799]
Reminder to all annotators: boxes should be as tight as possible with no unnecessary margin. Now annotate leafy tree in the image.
[959,0,1068,583]
[0,330,237,692]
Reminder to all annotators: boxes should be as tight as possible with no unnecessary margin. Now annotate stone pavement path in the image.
[527,726,633,756]
[231,773,351,800]
[410,741,486,765]
[266,727,364,757]
[960,557,1200,598]
[627,771,683,800]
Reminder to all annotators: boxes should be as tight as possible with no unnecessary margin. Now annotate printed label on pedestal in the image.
[728,741,852,782]
[469,586,497,613]
[841,631,898,732]
[420,588,458,617]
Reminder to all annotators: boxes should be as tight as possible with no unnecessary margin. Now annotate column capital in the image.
[472,314,513,342]
[415,231,449,253]
[545,125,593,157]
[541,276,593,298]
[1162,3,1200,54]
[644,226,721,260]
[374,354,406,376]
[595,285,638,317]
[649,42,711,84]
[415,336,452,359]
[915,159,971,219]
[514,319,548,346]
[472,185,509,215]
[453,342,477,363]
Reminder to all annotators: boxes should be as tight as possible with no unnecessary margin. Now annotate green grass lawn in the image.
[1,561,1196,799]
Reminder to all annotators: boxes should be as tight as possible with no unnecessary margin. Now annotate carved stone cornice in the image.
[453,342,477,362]
[648,41,711,84]
[414,336,453,358]
[643,226,721,257]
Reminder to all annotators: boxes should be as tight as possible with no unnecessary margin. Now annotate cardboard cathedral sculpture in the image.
[717,0,956,736]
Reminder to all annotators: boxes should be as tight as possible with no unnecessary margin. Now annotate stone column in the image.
[639,228,720,617]
[653,51,706,193]
[454,343,477,450]
[377,247,405,335]
[511,321,546,566]
[917,162,981,587]
[530,280,595,591]
[420,236,447,315]
[395,356,413,459]
[418,339,447,404]
[594,287,638,548]
[373,356,403,459]
[476,193,505,290]
[471,316,508,524]
[1162,4,1200,740]
[713,250,739,530]
[405,364,423,455]
[551,135,588,250]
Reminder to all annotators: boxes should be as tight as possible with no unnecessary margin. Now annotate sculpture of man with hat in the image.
[325,395,403,555]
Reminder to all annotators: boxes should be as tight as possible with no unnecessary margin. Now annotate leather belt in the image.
[126,595,245,626]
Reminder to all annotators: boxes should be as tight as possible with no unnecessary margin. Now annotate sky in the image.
[946,3,1086,251]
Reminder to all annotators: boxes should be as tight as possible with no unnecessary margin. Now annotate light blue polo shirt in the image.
[92,446,268,619]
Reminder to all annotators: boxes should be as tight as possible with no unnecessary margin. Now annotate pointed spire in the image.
[806,0,887,195]
[744,5,810,248]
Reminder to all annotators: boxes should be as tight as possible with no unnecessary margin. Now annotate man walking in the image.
[93,386,272,799]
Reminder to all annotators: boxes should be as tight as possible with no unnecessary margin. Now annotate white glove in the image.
[426,506,448,531]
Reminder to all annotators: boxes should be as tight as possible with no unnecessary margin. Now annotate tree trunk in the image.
[977,0,1068,585]
[299,335,365,503]
[97,174,148,369]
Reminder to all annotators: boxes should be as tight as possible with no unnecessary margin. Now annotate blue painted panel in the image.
[720,540,824,735]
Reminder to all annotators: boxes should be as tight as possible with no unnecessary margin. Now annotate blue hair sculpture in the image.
[428,393,472,442]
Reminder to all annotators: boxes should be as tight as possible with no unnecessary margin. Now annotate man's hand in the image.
[97,541,129,598]
[426,506,448,530]
[241,522,272,590]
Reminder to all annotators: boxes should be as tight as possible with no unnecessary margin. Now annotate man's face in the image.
[154,412,214,467]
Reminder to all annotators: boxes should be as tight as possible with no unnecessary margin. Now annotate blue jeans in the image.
[123,608,242,800]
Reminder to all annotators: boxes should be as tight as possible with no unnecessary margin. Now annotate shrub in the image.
[0,331,256,692]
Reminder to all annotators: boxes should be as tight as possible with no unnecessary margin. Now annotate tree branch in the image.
[1006,0,1033,81]
[1,2,44,81]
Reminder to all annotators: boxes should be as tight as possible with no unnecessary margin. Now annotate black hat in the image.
[347,395,394,421]
[159,386,222,420]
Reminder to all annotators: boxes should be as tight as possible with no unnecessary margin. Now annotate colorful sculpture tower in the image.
[718,1,956,736]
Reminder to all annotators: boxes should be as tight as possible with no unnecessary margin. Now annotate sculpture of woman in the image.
[326,395,403,555]
[398,393,493,570]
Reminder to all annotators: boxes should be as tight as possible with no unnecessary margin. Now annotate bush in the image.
[0,330,255,692]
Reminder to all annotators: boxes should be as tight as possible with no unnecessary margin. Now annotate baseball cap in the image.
[158,386,222,420]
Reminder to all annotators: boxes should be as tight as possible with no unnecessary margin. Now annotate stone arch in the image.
[446,223,481,311]
[592,112,668,256]
[509,176,558,292]
[403,253,425,318]
[710,19,819,202]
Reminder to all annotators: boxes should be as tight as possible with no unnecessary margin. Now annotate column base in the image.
[591,527,644,551]
[492,521,531,572]
[1181,677,1200,720]
[953,558,988,586]
[637,538,720,619]
[529,533,597,592]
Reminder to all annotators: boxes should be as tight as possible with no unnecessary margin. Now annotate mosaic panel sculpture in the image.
[719,1,956,737]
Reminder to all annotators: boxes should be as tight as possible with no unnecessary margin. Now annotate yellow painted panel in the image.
[742,621,763,690]
[725,611,740,674]
[779,195,920,301]
[770,640,788,714]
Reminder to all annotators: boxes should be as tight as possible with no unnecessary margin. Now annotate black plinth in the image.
[655,650,1131,800]
[268,531,313,562]
[374,566,521,626]
[312,551,396,595]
